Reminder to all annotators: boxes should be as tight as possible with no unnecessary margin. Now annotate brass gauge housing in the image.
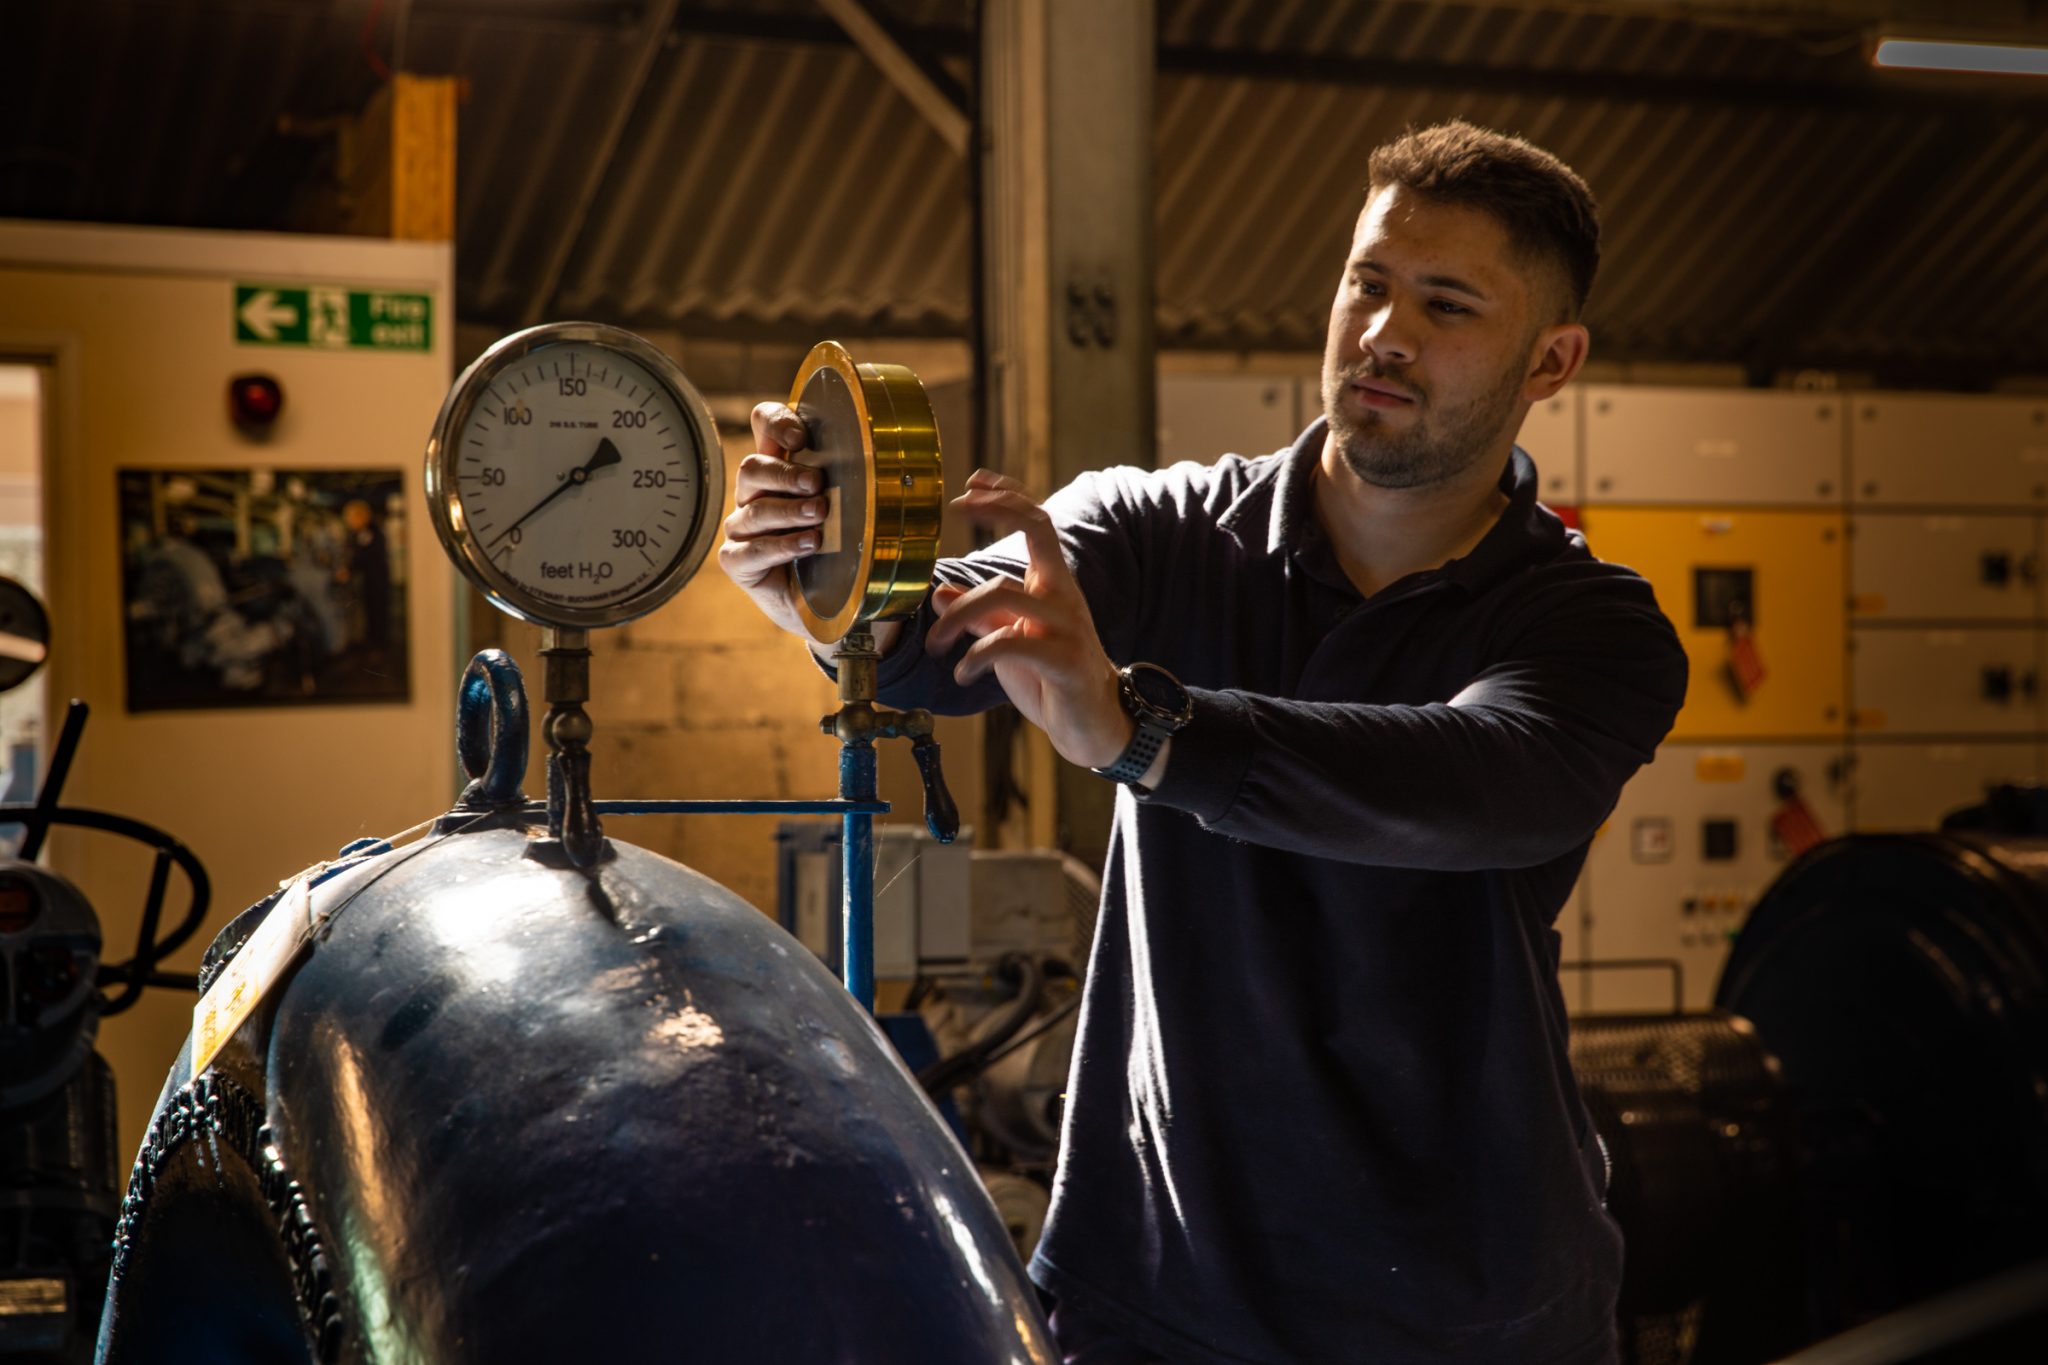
[786,341,944,645]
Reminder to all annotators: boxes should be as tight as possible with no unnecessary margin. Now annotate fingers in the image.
[737,451,823,509]
[963,467,1028,494]
[951,485,1069,585]
[926,579,1044,654]
[750,401,811,458]
[954,626,1060,686]
[726,485,827,539]
[717,529,817,586]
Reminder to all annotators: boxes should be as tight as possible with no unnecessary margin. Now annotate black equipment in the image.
[1573,810,2048,1365]
[1719,832,2048,1343]
[0,699,210,1364]
[1570,1013,1806,1365]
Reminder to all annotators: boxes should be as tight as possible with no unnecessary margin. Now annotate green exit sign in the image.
[234,284,433,352]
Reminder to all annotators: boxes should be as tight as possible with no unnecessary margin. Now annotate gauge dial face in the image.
[427,325,722,629]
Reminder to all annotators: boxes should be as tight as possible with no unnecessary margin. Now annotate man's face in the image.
[1321,185,1547,490]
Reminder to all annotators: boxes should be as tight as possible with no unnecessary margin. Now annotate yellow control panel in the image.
[1581,507,1846,741]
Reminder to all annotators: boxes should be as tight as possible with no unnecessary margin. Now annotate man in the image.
[337,497,393,663]
[721,121,1686,1365]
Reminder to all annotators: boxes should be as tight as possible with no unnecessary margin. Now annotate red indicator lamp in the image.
[228,372,285,436]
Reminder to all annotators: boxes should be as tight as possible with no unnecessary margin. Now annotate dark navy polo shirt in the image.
[870,419,1687,1365]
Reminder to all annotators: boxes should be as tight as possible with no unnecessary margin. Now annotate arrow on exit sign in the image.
[233,284,433,351]
[238,289,298,340]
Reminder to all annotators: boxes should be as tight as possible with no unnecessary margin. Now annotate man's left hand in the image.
[925,470,1133,771]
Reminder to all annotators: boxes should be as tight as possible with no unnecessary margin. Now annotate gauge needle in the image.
[490,437,623,547]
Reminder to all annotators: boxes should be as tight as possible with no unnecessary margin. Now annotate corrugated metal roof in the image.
[5,0,2047,380]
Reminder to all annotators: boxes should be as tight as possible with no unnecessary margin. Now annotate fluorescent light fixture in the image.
[1871,35,2048,77]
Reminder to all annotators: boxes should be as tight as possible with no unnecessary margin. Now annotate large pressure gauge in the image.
[425,323,724,630]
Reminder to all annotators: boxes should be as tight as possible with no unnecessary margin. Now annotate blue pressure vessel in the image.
[96,822,1055,1365]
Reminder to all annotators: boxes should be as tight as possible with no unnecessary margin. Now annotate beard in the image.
[1321,351,1526,490]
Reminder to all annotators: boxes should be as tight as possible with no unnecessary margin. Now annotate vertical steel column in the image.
[980,0,1155,862]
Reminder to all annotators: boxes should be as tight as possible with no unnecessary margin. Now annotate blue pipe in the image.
[839,743,879,1012]
[538,800,889,816]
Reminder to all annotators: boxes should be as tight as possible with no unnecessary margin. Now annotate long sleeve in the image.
[866,465,1154,715]
[1138,571,1687,870]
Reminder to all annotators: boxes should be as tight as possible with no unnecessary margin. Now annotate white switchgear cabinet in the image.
[1849,395,2048,508]
[1849,513,2039,622]
[1519,390,1581,505]
[1850,627,2043,738]
[1156,373,1299,465]
[1584,386,1844,506]
[1581,742,1847,1013]
[1847,742,2039,831]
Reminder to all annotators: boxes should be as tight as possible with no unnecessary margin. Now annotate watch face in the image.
[1126,663,1191,721]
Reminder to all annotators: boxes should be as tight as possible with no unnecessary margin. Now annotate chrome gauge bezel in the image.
[424,321,725,631]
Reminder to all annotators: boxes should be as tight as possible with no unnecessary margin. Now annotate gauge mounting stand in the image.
[783,342,959,1005]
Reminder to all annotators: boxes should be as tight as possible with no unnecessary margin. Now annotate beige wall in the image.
[0,221,455,1160]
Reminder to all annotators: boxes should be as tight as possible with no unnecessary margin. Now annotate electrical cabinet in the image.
[1579,507,1846,739]
[1583,386,1844,506]
[1520,389,1580,505]
[1850,394,2048,508]
[1579,742,1847,1013]
[778,824,975,979]
[1157,373,1298,464]
[1849,513,2038,622]
[1850,626,2042,737]
[1563,386,2048,1015]
[1848,742,2038,830]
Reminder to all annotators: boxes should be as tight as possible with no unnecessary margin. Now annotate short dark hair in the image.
[1367,120,1601,320]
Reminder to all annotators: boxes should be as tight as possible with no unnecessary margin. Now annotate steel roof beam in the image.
[816,0,971,157]
[1153,42,2047,113]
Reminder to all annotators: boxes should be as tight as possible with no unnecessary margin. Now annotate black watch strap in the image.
[1096,717,1173,785]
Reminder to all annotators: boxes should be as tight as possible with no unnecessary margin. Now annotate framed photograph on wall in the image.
[117,467,409,711]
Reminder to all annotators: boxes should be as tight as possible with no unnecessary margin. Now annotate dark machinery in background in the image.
[0,577,211,1365]
[1573,799,2048,1365]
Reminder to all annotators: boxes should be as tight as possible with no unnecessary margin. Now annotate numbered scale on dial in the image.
[425,322,724,630]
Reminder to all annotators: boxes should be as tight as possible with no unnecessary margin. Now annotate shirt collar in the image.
[1227,416,1568,594]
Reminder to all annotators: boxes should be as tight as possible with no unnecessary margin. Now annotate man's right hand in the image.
[716,401,827,639]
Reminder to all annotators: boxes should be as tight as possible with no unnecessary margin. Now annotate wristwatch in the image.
[1093,662,1194,785]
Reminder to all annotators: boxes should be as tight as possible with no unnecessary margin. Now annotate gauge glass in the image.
[428,325,721,629]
